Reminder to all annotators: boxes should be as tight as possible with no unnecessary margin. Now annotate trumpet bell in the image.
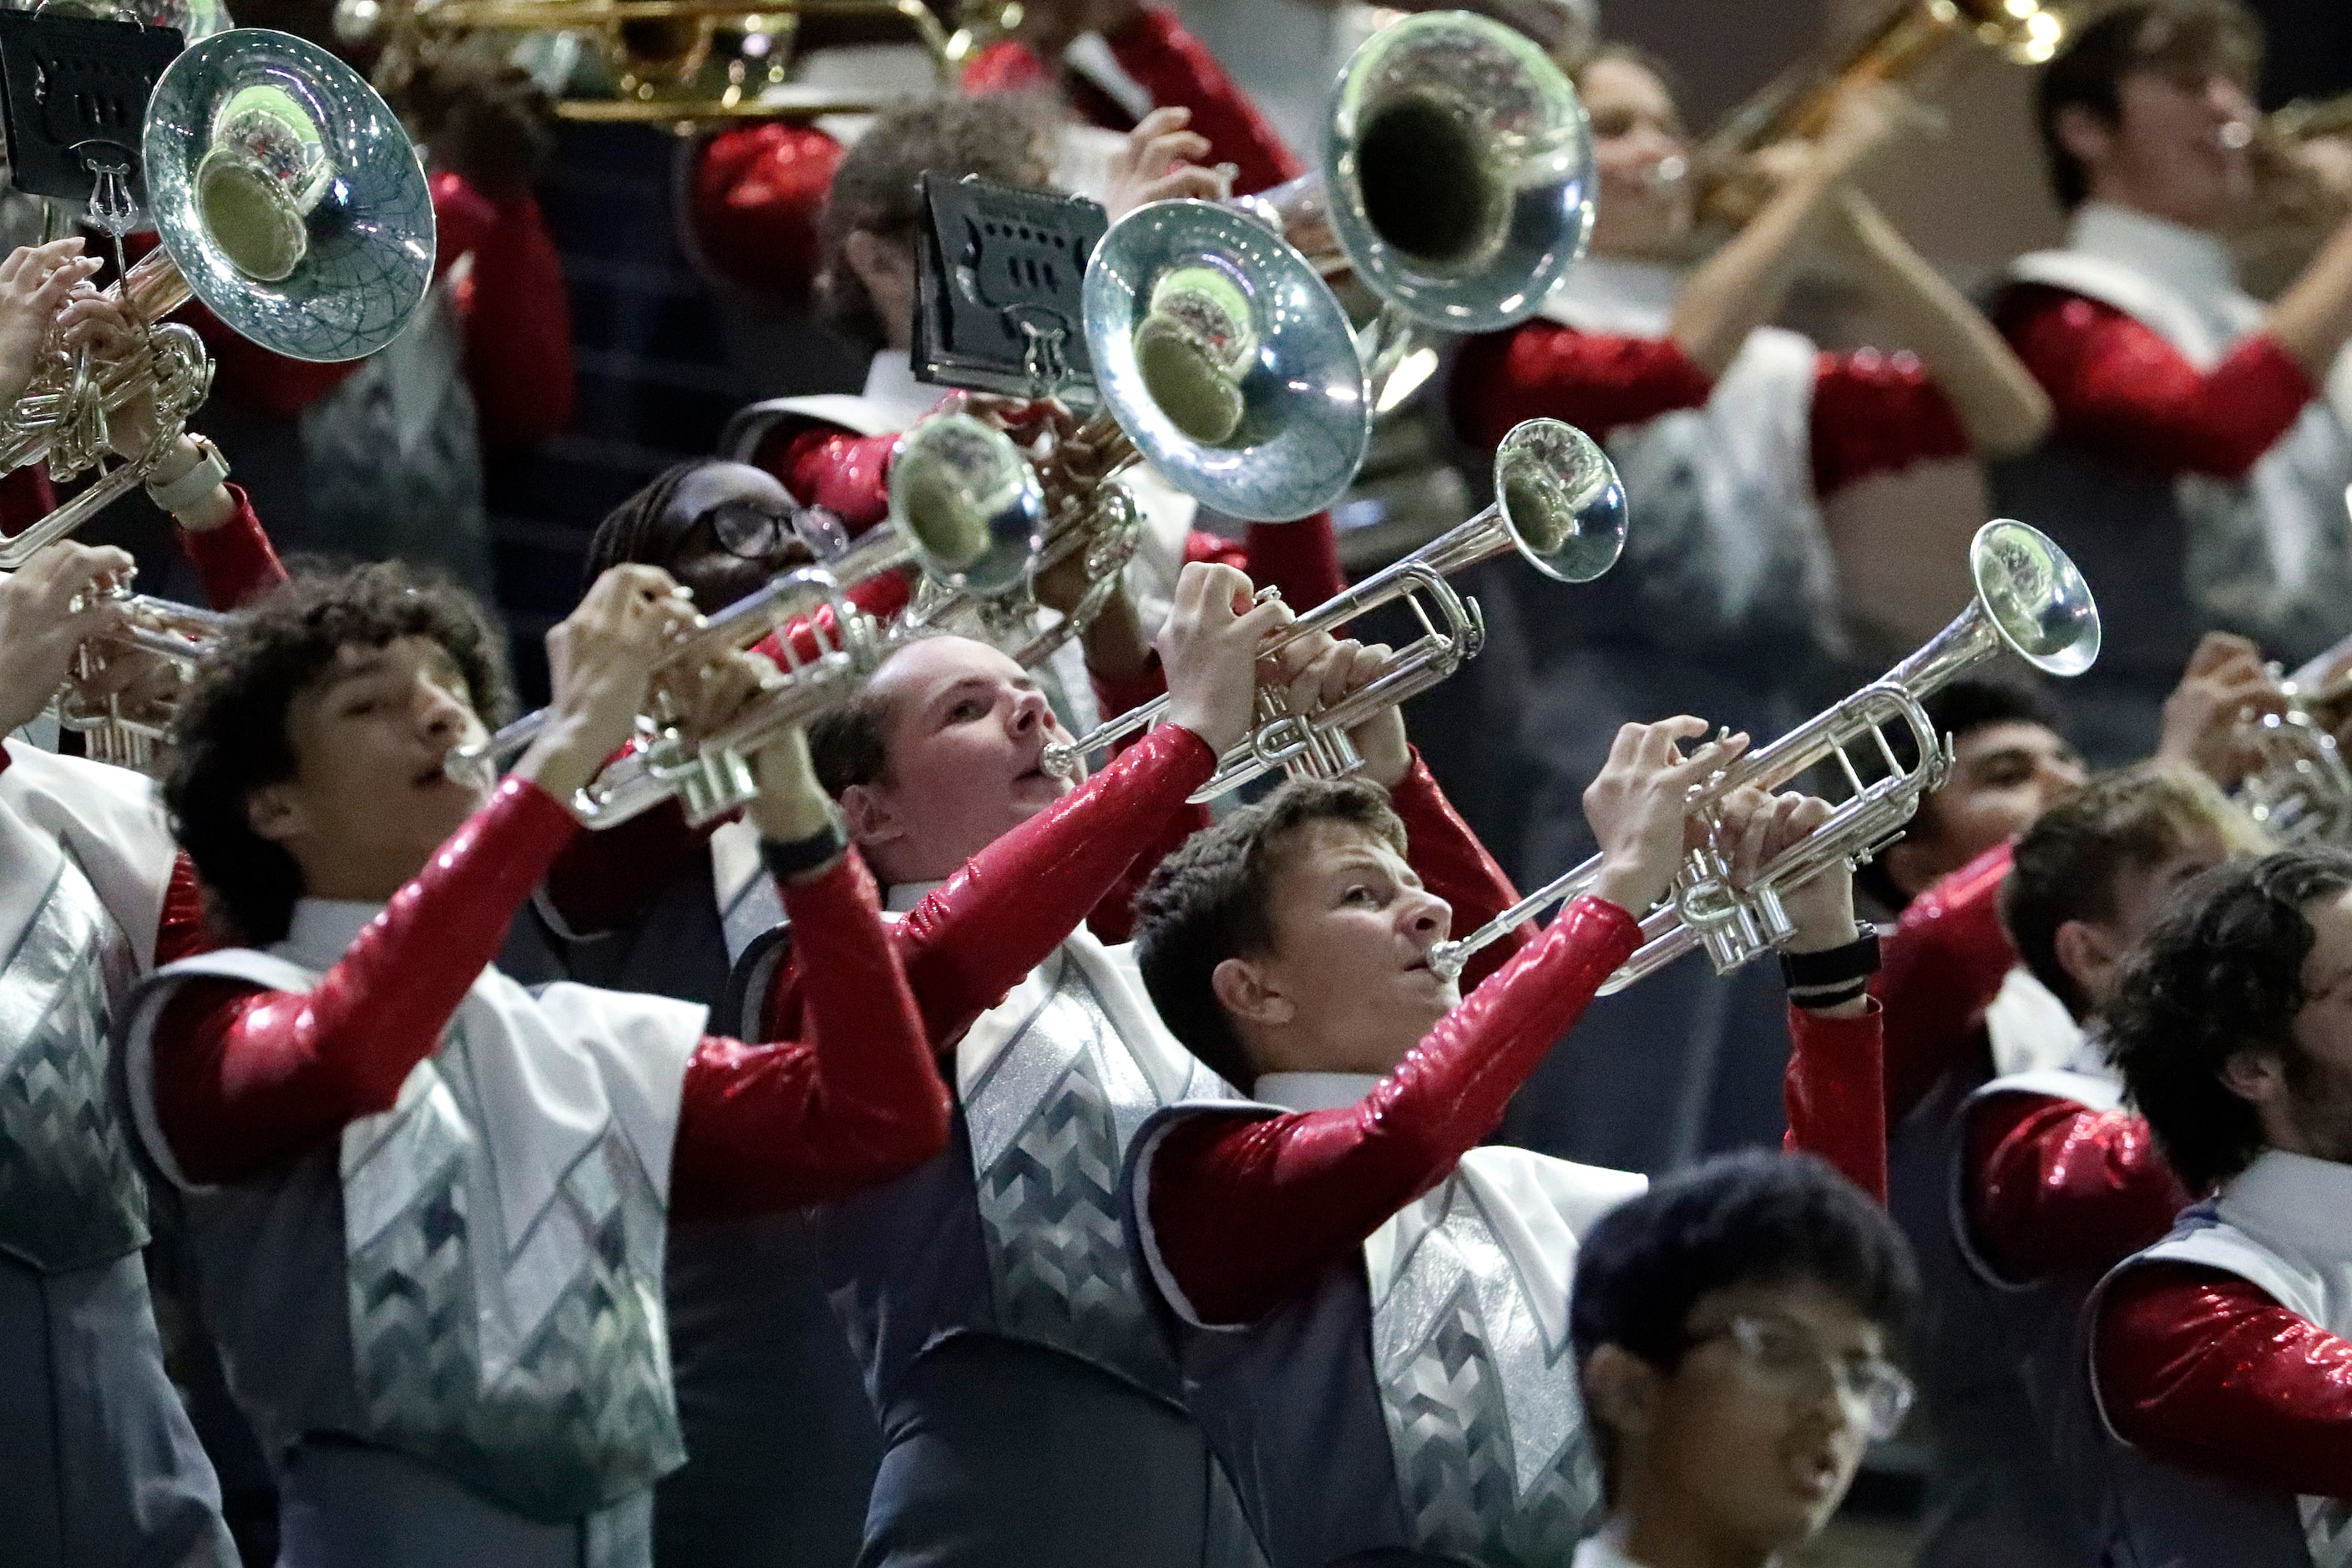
[1490,418,1626,584]
[1323,10,1594,333]
[888,412,1044,594]
[1083,199,1371,523]
[1969,519,2102,678]
[145,29,434,362]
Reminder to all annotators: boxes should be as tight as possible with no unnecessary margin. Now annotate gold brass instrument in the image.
[1227,11,1595,402]
[1429,519,2104,986]
[2230,92,2352,301]
[51,584,227,772]
[1038,417,1629,797]
[337,0,978,128]
[452,411,1043,826]
[1688,0,2075,224]
[2233,631,2352,844]
[0,28,436,572]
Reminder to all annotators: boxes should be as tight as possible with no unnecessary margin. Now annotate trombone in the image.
[1039,418,1627,797]
[450,412,1042,826]
[1428,519,2103,986]
[0,28,436,571]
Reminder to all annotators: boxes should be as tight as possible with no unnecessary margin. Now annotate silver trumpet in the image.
[1227,9,1595,401]
[2234,631,2352,846]
[1429,519,2104,987]
[51,585,228,772]
[450,412,1043,826]
[1039,417,1626,797]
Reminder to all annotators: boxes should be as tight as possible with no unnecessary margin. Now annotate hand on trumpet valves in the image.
[2155,630,2287,790]
[0,239,103,408]
[1156,561,1294,757]
[0,539,134,735]
[1269,627,1410,789]
[516,564,700,802]
[1716,786,1857,954]
[1581,716,1750,920]
[1104,107,1233,224]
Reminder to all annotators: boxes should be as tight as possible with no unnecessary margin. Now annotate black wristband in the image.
[1778,930,1880,994]
[759,817,849,883]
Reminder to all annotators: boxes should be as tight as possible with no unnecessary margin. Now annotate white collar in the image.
[884,879,945,914]
[860,350,946,431]
[1541,252,1682,336]
[2221,1149,2352,1260]
[272,898,388,970]
[2067,200,2242,306]
[1569,1520,1645,1568]
[1252,1071,1380,1111]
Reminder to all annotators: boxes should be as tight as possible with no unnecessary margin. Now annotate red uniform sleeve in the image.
[154,852,212,966]
[1995,285,2316,482]
[0,464,55,536]
[1102,6,1302,197]
[1783,1001,1889,1203]
[1141,895,1643,1328]
[687,123,845,301]
[761,721,1217,1048]
[1808,349,1970,497]
[1874,841,2018,1123]
[539,795,718,941]
[1965,1091,2186,1286]
[1242,512,1343,615]
[2097,1262,2352,1498]
[149,777,578,1186]
[438,173,574,447]
[173,485,286,609]
[760,425,899,534]
[668,849,948,1218]
[1449,323,1714,457]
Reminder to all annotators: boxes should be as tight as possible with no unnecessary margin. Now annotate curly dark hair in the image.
[2002,762,2267,1019]
[815,93,1058,353]
[1131,777,1409,1091]
[2104,847,2352,1193]
[2036,0,2260,210]
[1570,1150,1918,1494]
[165,563,513,945]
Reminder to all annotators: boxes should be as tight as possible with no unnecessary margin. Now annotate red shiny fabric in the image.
[690,123,846,301]
[150,777,948,1213]
[2097,1262,2352,1497]
[156,852,211,965]
[1784,999,1889,1202]
[1141,895,1645,1328]
[1449,326,1968,500]
[1965,1090,2185,1286]
[1100,7,1302,196]
[766,427,903,533]
[761,721,1217,1049]
[1995,284,2316,482]
[1873,841,2018,1123]
[174,485,286,609]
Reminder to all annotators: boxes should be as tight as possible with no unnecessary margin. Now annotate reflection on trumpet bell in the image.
[1428,518,2103,986]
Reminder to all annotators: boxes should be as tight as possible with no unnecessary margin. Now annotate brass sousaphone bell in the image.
[0,27,435,569]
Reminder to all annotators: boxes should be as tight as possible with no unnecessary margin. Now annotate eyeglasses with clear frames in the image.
[1698,1313,1915,1442]
[696,498,800,561]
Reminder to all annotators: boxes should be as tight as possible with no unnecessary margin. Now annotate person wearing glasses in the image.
[1116,717,1888,1566]
[1568,1150,1919,1568]
[1990,0,2352,762]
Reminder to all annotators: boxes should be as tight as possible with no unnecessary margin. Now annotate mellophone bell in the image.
[0,16,434,766]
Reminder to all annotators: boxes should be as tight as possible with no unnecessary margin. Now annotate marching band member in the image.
[690,0,1301,303]
[2086,846,2352,1565]
[1118,717,1888,1566]
[1900,766,2258,1568]
[756,567,1353,1568]
[1570,1151,1920,1568]
[1454,52,2048,1170]
[1992,0,2352,761]
[119,561,951,1566]
[0,239,286,1567]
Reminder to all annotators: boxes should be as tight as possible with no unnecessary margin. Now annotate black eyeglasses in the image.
[692,497,800,561]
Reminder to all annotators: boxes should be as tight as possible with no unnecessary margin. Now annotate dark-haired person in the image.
[2086,846,2352,1564]
[1991,0,2352,761]
[1900,764,2260,1568]
[116,560,953,1566]
[1117,719,1889,1566]
[689,0,1301,305]
[1570,1151,1920,1568]
[1459,51,2048,1169]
